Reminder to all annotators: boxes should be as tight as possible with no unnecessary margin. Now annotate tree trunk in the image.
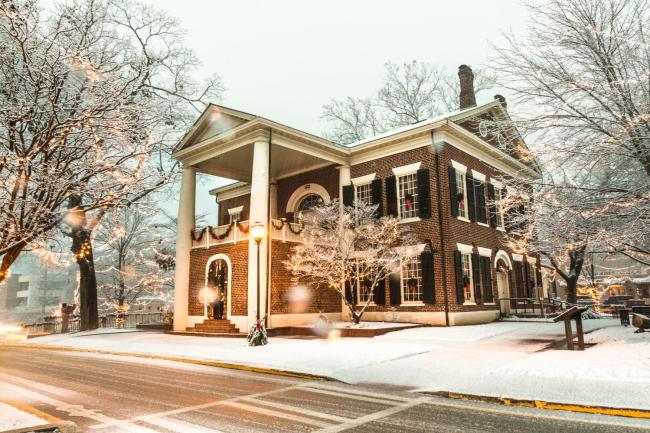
[565,277,578,304]
[0,244,25,285]
[72,228,99,331]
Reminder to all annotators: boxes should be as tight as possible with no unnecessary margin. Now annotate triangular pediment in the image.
[175,104,257,152]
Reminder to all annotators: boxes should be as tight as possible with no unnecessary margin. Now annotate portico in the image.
[171,105,348,332]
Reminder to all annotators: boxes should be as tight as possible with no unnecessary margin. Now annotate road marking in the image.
[240,396,352,423]
[222,400,333,427]
[90,382,308,430]
[298,386,400,406]
[0,378,160,433]
[313,397,429,432]
[301,382,411,403]
[142,416,226,433]
[0,398,64,424]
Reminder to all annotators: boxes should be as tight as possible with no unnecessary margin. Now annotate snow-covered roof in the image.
[346,104,488,148]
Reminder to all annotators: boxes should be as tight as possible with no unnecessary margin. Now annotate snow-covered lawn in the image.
[14,319,650,410]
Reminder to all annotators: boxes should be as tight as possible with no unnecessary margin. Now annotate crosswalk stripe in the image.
[222,401,333,428]
[302,383,411,403]
[298,386,401,406]
[240,396,352,423]
[142,416,226,433]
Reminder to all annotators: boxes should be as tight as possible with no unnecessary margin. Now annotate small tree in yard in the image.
[286,200,413,325]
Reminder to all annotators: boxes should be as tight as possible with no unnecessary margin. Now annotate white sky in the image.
[144,0,532,219]
[152,0,528,136]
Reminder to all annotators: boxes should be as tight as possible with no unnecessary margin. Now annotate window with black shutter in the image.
[448,166,458,217]
[472,253,481,303]
[374,277,386,305]
[421,251,435,304]
[487,183,497,228]
[466,173,476,222]
[417,169,431,219]
[454,250,464,303]
[481,256,494,303]
[385,176,398,217]
[475,179,487,224]
[389,272,401,305]
[371,179,383,216]
[342,185,354,208]
[514,261,524,298]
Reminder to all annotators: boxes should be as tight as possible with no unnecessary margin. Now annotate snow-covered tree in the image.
[0,0,221,329]
[95,206,173,327]
[487,0,650,302]
[285,200,414,324]
[322,60,495,144]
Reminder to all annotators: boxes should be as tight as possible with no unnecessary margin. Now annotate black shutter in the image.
[286,212,295,223]
[342,185,354,208]
[454,250,464,304]
[371,179,383,216]
[421,251,435,304]
[481,257,494,303]
[523,257,531,298]
[448,166,458,217]
[466,173,476,222]
[514,262,524,298]
[374,277,386,305]
[344,279,353,304]
[475,180,487,224]
[472,253,481,303]
[385,176,398,217]
[417,168,431,219]
[389,272,401,305]
[487,183,497,228]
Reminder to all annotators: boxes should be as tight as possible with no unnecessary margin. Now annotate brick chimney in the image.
[458,65,476,110]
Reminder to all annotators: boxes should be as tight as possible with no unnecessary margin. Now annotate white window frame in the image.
[456,243,475,304]
[227,206,243,224]
[400,254,424,305]
[392,162,421,223]
[452,160,469,222]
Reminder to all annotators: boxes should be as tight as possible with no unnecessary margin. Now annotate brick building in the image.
[171,65,542,332]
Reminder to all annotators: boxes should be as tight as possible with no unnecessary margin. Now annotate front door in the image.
[207,258,229,319]
[497,272,510,315]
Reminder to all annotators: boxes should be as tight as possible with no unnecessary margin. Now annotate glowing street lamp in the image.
[251,221,266,321]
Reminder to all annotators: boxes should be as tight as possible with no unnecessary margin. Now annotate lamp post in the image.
[250,221,266,321]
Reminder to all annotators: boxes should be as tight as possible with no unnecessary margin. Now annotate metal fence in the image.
[505,297,619,319]
[23,312,164,335]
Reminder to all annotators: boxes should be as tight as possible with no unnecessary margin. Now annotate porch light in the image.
[251,222,266,244]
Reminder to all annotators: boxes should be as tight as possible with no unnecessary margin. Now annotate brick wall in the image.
[188,242,249,316]
[217,194,250,226]
[349,143,517,314]
[270,240,341,315]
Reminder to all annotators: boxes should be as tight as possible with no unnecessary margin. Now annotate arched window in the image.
[295,194,324,223]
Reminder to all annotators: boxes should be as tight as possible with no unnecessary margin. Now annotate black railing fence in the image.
[23,312,164,334]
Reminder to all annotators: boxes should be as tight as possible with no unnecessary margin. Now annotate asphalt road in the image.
[0,347,648,433]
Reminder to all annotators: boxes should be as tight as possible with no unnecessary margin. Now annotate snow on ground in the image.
[15,319,650,410]
[0,401,49,431]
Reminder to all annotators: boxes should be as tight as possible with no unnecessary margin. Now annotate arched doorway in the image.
[494,250,512,316]
[205,254,231,320]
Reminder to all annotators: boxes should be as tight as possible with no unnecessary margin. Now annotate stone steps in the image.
[188,319,240,334]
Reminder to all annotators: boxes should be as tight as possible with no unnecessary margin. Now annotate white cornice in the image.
[211,183,251,201]
[392,162,421,177]
[478,247,492,257]
[351,173,376,186]
[457,243,474,254]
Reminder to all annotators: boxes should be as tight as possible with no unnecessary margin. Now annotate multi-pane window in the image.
[356,262,374,304]
[494,187,505,228]
[355,183,372,206]
[295,194,324,223]
[397,174,419,219]
[461,253,474,302]
[401,255,422,303]
[456,171,467,219]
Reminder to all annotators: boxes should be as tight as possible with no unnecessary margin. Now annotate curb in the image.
[0,399,78,433]
[0,343,329,381]
[428,391,650,420]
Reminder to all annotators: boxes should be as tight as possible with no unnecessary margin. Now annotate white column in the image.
[247,141,269,328]
[338,165,351,213]
[173,166,196,331]
[269,180,278,219]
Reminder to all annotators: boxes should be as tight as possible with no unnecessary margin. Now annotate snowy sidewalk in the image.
[10,319,650,411]
[0,400,75,433]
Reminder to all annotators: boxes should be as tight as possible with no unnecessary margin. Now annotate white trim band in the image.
[456,243,474,254]
[478,247,492,257]
[227,206,243,215]
[351,173,376,186]
[451,160,467,174]
[471,170,486,182]
[392,162,421,177]
[512,253,524,262]
[394,243,426,256]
